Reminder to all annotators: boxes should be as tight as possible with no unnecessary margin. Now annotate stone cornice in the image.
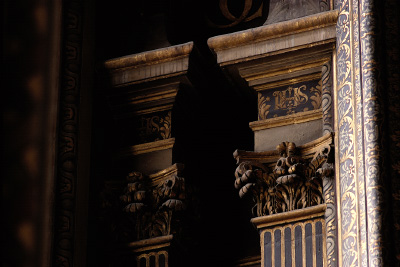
[103,42,194,86]
[208,10,338,65]
[104,42,193,70]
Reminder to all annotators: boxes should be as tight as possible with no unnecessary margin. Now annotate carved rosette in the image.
[234,133,334,217]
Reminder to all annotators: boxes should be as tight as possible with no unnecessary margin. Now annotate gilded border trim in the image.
[335,0,362,266]
[351,0,368,264]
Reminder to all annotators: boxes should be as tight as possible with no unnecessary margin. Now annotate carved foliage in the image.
[234,141,333,217]
[119,171,186,241]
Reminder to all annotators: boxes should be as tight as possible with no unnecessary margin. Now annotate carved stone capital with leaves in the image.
[119,171,186,241]
[234,133,334,217]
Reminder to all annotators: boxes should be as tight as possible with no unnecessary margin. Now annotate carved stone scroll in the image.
[233,133,334,217]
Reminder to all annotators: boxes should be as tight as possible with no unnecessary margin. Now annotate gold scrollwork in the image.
[336,0,361,266]
[258,94,271,120]
[310,81,322,110]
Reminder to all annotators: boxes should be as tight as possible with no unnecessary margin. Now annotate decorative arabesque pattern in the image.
[335,0,390,265]
[258,79,322,120]
[234,140,333,217]
[335,0,363,265]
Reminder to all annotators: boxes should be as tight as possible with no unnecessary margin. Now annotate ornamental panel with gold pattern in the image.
[258,78,322,120]
[128,110,172,145]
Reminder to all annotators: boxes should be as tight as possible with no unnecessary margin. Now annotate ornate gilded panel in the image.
[258,79,322,120]
[130,110,172,145]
